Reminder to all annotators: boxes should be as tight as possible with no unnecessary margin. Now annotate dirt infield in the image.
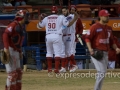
[0,69,120,90]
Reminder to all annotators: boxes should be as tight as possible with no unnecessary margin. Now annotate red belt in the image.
[63,34,71,36]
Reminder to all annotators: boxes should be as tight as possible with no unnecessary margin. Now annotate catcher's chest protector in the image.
[11,21,24,49]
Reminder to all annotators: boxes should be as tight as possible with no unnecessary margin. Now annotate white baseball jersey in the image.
[62,14,76,35]
[39,14,69,35]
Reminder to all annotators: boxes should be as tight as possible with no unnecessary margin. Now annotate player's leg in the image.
[5,47,18,90]
[70,42,77,65]
[46,35,54,72]
[65,57,70,71]
[53,34,62,73]
[59,38,66,73]
[63,36,70,71]
[67,34,78,72]
[15,51,23,90]
[91,51,108,90]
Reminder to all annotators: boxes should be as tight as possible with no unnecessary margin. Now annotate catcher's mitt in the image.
[0,49,9,64]
[92,49,103,61]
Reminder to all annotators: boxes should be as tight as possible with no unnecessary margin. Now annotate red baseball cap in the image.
[70,5,77,10]
[99,10,110,17]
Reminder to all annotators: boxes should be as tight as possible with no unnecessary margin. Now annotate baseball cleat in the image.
[59,67,66,73]
[69,65,78,72]
[54,69,59,73]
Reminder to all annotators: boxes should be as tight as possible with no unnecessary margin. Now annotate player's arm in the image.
[75,18,84,42]
[85,25,96,55]
[3,24,15,59]
[76,18,83,35]
[109,31,120,54]
[63,12,78,27]
[67,12,78,27]
[37,14,47,29]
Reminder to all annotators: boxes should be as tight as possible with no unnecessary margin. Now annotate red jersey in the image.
[3,20,24,52]
[85,22,115,51]
[75,18,83,42]
[75,18,83,35]
[108,49,117,61]
[108,36,120,61]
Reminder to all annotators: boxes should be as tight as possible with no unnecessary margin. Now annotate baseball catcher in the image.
[2,9,29,90]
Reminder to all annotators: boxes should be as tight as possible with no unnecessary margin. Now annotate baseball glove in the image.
[92,49,103,61]
[0,49,9,64]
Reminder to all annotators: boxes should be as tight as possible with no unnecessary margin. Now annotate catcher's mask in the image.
[15,10,30,24]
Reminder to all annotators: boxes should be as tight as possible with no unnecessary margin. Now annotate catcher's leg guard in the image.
[5,84,16,90]
[16,68,23,90]
[6,71,18,90]
[47,57,52,72]
[54,57,60,73]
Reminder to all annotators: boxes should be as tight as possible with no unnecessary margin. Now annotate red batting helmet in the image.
[69,5,77,11]
[51,6,58,13]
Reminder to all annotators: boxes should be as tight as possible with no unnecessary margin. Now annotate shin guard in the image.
[16,68,23,90]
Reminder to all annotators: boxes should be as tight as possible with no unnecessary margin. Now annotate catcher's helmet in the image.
[15,10,30,24]
[51,6,58,13]
[15,10,27,18]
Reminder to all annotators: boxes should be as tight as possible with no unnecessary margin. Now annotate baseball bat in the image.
[76,34,83,45]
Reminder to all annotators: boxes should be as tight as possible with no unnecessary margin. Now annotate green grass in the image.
[0,70,120,90]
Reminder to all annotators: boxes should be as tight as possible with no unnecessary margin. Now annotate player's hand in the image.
[89,49,94,56]
[78,34,82,38]
[74,12,79,19]
[38,13,47,21]
[38,14,42,22]
[116,48,120,54]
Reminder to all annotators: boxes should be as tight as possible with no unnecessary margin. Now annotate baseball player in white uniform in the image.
[60,6,83,73]
[37,6,78,73]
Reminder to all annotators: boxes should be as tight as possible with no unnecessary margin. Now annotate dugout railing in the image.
[23,42,90,70]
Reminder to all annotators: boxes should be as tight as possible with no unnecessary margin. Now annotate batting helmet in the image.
[69,5,77,11]
[51,6,58,14]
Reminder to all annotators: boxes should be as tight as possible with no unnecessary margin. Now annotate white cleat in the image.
[59,67,66,73]
[69,65,78,72]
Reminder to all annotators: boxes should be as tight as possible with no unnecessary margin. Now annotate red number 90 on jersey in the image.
[48,23,56,29]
